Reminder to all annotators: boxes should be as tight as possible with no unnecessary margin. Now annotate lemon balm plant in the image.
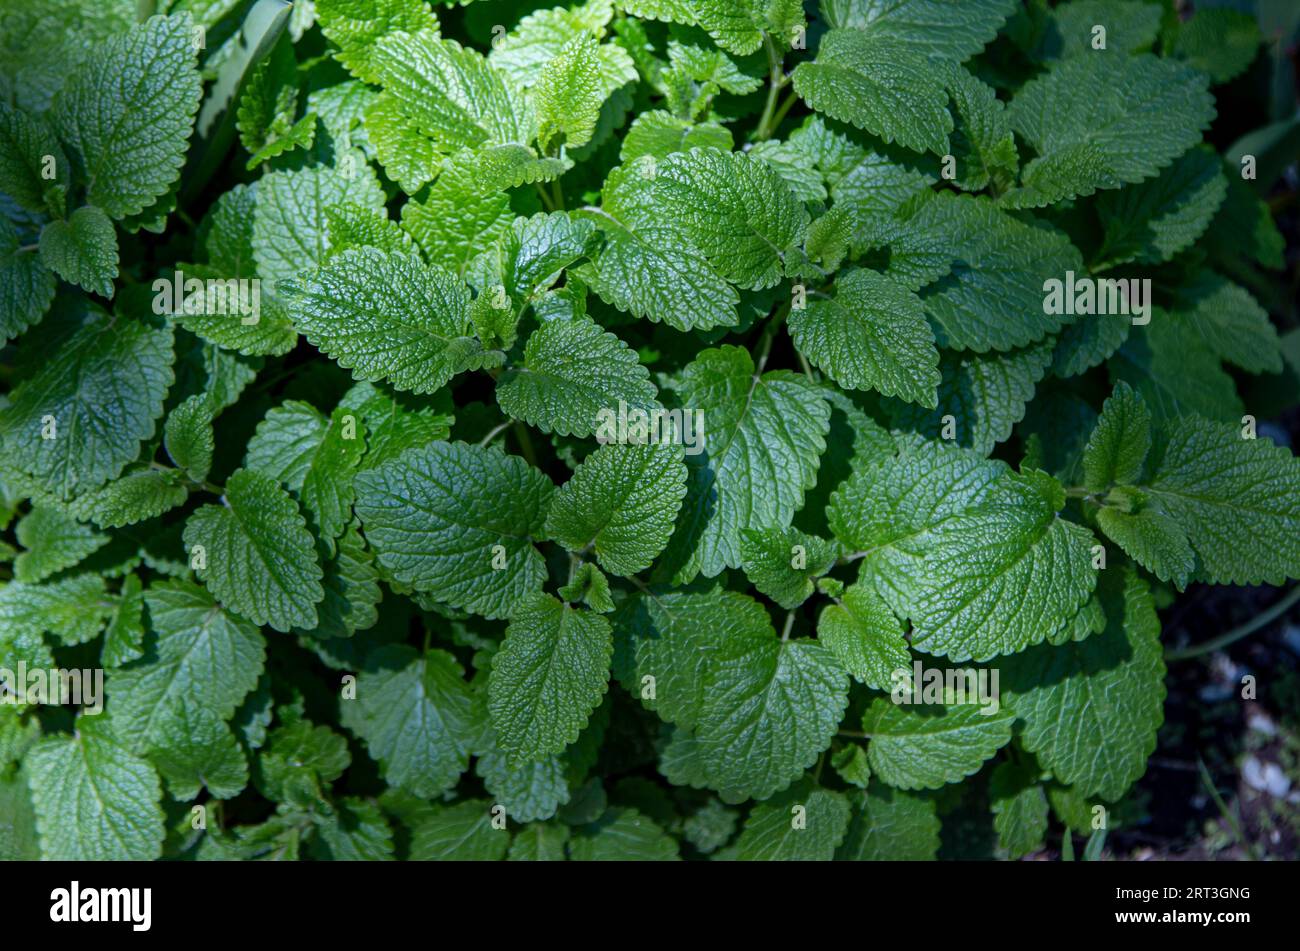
[1,0,1297,862]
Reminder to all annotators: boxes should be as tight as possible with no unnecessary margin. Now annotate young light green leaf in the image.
[816,582,909,690]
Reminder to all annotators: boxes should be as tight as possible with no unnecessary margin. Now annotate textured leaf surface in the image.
[1002,567,1165,801]
[52,14,200,220]
[669,347,829,579]
[546,441,686,576]
[1005,54,1214,207]
[343,645,478,797]
[863,697,1014,790]
[26,716,163,860]
[0,312,173,500]
[488,594,612,760]
[792,31,951,155]
[183,469,324,632]
[496,316,658,437]
[354,442,553,618]
[789,269,939,406]
[654,148,809,291]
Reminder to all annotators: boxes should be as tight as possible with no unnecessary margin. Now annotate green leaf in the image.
[739,526,840,610]
[410,799,510,860]
[1038,0,1161,60]
[898,193,1084,351]
[1108,319,1243,424]
[535,34,605,150]
[175,184,297,357]
[568,807,679,860]
[164,394,215,484]
[1170,273,1282,375]
[831,443,1098,659]
[620,110,733,163]
[0,101,69,215]
[183,468,324,632]
[863,696,1013,790]
[13,506,108,584]
[823,0,1017,62]
[1171,7,1261,84]
[52,14,201,220]
[38,206,118,298]
[654,148,809,290]
[102,573,145,668]
[252,161,385,288]
[354,441,553,619]
[476,748,570,824]
[576,163,739,332]
[109,579,265,752]
[792,31,952,156]
[303,520,383,637]
[281,248,497,395]
[1140,416,1300,586]
[342,645,478,797]
[400,158,513,277]
[315,0,440,83]
[338,380,454,470]
[497,316,658,437]
[1002,567,1165,801]
[1082,381,1150,492]
[147,699,249,801]
[367,32,533,151]
[546,441,687,576]
[0,574,110,648]
[666,347,830,580]
[904,469,1099,661]
[508,822,570,861]
[1004,54,1214,207]
[488,594,612,760]
[363,93,440,192]
[836,784,940,860]
[0,216,56,346]
[697,634,848,802]
[944,63,1017,192]
[0,311,173,500]
[990,761,1048,859]
[816,582,909,690]
[729,782,850,861]
[789,268,940,406]
[1093,145,1226,268]
[26,715,163,861]
[888,341,1054,456]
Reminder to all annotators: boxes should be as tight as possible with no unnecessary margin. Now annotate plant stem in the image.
[512,420,538,468]
[753,301,791,374]
[1165,584,1300,661]
[1197,755,1259,860]
[769,86,800,134]
[477,420,512,448]
[781,610,795,642]
[753,33,787,142]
